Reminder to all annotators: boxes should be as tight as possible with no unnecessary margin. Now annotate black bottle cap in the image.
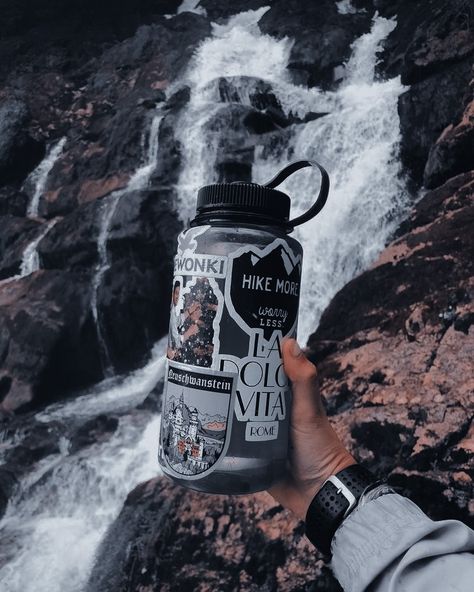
[190,160,330,231]
[193,182,290,227]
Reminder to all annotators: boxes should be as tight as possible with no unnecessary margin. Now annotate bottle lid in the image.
[195,182,290,226]
[191,160,330,232]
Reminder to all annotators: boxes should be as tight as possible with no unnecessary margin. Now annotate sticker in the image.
[225,239,301,341]
[160,360,236,479]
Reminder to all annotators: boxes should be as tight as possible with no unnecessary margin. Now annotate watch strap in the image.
[305,464,376,556]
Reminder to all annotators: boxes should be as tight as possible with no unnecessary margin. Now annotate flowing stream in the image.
[90,114,163,375]
[0,9,411,592]
[172,8,408,342]
[26,138,67,218]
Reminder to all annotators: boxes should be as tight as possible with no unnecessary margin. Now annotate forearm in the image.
[331,493,474,592]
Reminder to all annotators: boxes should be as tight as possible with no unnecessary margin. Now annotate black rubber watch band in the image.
[305,464,376,556]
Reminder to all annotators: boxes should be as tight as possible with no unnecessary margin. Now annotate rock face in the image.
[0,4,207,411]
[375,0,474,184]
[308,171,474,525]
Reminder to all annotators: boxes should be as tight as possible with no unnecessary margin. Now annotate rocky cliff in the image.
[0,0,473,591]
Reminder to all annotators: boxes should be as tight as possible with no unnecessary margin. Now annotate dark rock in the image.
[0,467,17,519]
[0,215,41,279]
[69,414,119,453]
[0,99,44,186]
[376,1,474,183]
[0,270,102,413]
[378,0,474,84]
[198,0,264,21]
[424,86,474,188]
[398,59,472,183]
[259,0,372,88]
[95,188,182,373]
[38,200,102,269]
[0,186,29,217]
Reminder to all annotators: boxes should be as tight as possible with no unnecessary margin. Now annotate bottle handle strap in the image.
[263,159,330,229]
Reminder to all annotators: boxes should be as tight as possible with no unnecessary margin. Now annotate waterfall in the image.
[177,0,206,16]
[20,219,59,277]
[0,339,166,592]
[90,114,163,375]
[26,138,67,218]
[0,10,413,592]
[171,9,409,343]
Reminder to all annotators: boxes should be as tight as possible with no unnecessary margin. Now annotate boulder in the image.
[86,476,339,592]
[259,0,372,88]
[0,270,102,413]
[397,60,472,182]
[375,0,474,182]
[0,99,44,186]
[424,86,474,188]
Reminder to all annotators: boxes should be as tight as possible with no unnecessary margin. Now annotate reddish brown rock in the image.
[87,476,338,592]
[308,171,474,524]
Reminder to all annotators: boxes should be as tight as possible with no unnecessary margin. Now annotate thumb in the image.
[282,338,326,424]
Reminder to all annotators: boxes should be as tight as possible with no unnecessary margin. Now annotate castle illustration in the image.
[167,392,209,471]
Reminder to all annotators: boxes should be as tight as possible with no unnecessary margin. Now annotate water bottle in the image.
[158,160,330,494]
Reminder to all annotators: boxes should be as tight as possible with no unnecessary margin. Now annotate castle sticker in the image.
[160,361,236,479]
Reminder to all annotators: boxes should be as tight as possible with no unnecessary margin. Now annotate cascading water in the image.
[0,339,167,592]
[0,9,412,592]
[20,219,59,277]
[90,114,163,375]
[172,8,409,343]
[25,138,67,218]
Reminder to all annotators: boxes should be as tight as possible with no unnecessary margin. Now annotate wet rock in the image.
[378,0,474,84]
[0,467,17,519]
[0,215,42,279]
[397,60,473,183]
[95,188,182,373]
[69,414,119,453]
[376,0,474,182]
[87,476,339,592]
[307,171,474,524]
[0,99,44,186]
[424,87,474,188]
[0,270,102,413]
[259,0,372,88]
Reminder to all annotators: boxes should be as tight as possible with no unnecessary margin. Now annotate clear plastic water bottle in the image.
[158,160,329,494]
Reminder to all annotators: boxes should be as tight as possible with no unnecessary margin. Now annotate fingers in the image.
[282,338,326,423]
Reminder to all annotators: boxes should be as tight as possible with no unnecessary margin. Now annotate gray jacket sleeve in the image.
[331,493,474,592]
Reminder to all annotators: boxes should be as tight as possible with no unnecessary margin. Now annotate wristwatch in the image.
[305,464,379,556]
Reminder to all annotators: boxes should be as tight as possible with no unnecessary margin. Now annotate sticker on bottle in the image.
[160,360,236,480]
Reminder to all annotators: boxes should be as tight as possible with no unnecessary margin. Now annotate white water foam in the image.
[0,339,166,592]
[172,10,409,342]
[19,219,59,277]
[26,138,67,218]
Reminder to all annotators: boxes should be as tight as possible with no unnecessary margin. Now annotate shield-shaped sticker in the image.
[160,361,236,479]
[225,239,302,341]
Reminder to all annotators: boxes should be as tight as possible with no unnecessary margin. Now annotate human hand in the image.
[268,339,355,520]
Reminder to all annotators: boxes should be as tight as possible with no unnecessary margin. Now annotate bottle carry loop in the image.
[263,160,330,231]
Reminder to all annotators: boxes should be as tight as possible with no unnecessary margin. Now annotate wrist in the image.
[299,452,356,519]
[304,464,379,556]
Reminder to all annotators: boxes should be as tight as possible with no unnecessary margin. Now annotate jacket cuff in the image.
[331,493,434,592]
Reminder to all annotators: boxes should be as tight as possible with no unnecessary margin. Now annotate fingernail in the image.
[292,340,302,357]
